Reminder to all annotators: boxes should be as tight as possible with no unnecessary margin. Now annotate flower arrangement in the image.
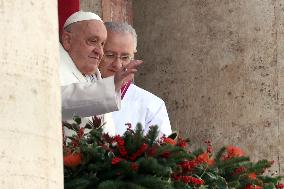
[63,117,283,189]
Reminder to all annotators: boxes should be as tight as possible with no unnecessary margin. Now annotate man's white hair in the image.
[104,22,137,52]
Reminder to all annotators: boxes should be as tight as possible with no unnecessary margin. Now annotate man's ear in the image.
[61,31,72,51]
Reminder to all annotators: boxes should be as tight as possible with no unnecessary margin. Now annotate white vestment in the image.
[60,44,118,135]
[112,84,172,136]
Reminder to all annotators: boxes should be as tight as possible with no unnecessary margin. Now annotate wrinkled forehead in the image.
[72,20,107,38]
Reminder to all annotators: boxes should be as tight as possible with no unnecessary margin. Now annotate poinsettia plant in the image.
[63,117,283,189]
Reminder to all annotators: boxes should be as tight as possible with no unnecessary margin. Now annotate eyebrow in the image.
[104,51,131,56]
[87,36,99,41]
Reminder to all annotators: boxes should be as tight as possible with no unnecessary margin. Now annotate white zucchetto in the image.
[64,11,103,28]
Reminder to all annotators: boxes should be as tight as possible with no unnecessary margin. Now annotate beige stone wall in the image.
[0,1,63,188]
[133,0,284,173]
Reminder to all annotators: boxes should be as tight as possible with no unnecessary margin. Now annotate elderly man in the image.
[99,22,172,136]
[60,12,142,135]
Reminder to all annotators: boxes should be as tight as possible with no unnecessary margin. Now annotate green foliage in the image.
[144,125,159,146]
[133,175,174,189]
[138,157,172,177]
[97,180,147,189]
[63,121,283,189]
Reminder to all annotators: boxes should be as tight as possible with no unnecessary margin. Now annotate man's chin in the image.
[107,71,116,77]
[83,65,99,75]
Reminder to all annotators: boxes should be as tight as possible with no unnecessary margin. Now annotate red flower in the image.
[131,162,138,171]
[69,128,85,148]
[234,166,247,175]
[176,138,188,148]
[102,133,112,143]
[130,143,148,161]
[118,147,128,157]
[161,151,171,158]
[112,157,122,165]
[180,176,191,183]
[248,173,257,180]
[179,160,198,171]
[91,116,102,128]
[276,183,284,189]
[245,184,262,189]
[164,137,177,145]
[223,146,244,160]
[147,146,157,156]
[196,152,214,166]
[77,127,85,138]
[171,174,180,181]
[64,151,81,167]
[114,135,125,146]
[71,139,79,148]
[138,143,148,154]
[179,176,204,185]
[113,135,128,157]
[205,140,213,153]
[190,177,204,185]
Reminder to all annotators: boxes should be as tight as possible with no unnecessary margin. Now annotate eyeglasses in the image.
[103,53,133,63]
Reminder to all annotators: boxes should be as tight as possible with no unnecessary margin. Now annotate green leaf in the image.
[108,151,115,158]
[205,172,218,180]
[73,116,82,125]
[64,178,90,189]
[167,132,178,140]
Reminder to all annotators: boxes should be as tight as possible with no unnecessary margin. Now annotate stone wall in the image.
[0,1,63,188]
[81,0,133,23]
[81,0,102,17]
[133,0,284,173]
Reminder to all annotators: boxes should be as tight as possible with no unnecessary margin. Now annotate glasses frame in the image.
[103,53,134,63]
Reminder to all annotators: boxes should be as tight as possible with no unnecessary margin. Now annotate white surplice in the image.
[60,44,118,135]
[112,84,172,136]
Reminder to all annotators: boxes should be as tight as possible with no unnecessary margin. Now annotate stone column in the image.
[133,0,284,173]
[80,0,103,17]
[81,0,133,24]
[0,1,63,188]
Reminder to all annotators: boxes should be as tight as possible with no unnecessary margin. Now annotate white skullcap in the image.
[64,11,103,28]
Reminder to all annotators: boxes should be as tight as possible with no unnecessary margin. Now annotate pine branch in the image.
[97,180,148,189]
[133,175,174,189]
[144,125,159,146]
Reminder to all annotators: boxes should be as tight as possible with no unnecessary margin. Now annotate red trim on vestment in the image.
[121,80,132,100]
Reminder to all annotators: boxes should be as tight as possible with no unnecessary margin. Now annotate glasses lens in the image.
[104,54,115,60]
[104,54,132,63]
[121,56,132,62]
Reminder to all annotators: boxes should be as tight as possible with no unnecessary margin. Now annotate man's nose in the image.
[92,45,104,58]
[112,57,123,70]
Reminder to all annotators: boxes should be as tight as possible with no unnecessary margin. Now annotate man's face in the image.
[62,20,107,75]
[99,31,135,78]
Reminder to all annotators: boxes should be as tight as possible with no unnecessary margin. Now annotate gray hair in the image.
[104,22,137,52]
[64,24,73,32]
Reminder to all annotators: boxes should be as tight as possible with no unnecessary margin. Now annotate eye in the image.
[87,38,98,45]
[105,54,115,59]
[90,38,98,43]
[121,56,131,61]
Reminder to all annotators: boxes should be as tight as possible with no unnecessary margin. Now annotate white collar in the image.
[59,43,101,83]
